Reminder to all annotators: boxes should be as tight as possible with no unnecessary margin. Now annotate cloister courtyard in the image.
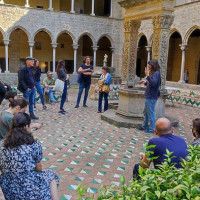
[0,88,196,200]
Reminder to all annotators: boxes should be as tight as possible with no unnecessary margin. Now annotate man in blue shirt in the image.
[133,118,188,178]
[18,57,38,120]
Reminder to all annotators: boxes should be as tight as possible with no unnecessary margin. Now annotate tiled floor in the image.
[0,89,197,200]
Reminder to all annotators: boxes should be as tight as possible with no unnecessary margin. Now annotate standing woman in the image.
[0,113,59,200]
[97,67,112,113]
[34,59,47,110]
[184,69,189,84]
[139,60,161,133]
[56,60,69,115]
[75,56,93,108]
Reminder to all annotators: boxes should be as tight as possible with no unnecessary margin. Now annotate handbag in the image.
[101,84,110,93]
[55,79,64,93]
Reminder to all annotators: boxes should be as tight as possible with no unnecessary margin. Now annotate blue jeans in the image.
[142,98,157,132]
[35,81,45,106]
[48,88,55,103]
[60,81,67,110]
[98,92,108,112]
[23,89,35,114]
[76,82,90,106]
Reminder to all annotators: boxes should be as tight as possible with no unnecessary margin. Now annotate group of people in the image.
[0,56,196,198]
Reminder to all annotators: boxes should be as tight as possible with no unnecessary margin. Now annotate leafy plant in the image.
[76,145,200,200]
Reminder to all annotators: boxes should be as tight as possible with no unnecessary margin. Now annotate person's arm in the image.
[43,78,49,88]
[140,153,152,169]
[146,72,160,87]
[18,68,29,91]
[104,74,112,85]
[32,141,43,171]
[0,82,7,94]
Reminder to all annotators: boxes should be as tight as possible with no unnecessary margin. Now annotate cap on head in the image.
[25,56,35,61]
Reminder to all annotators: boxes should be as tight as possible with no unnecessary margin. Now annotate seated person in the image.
[0,98,42,140]
[133,118,188,178]
[0,90,17,112]
[43,71,56,104]
[0,79,8,104]
[0,113,59,200]
[191,118,200,146]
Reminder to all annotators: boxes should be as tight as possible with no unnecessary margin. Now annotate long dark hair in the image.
[34,59,39,72]
[148,60,160,75]
[193,118,200,137]
[9,98,28,109]
[56,60,66,75]
[4,113,36,149]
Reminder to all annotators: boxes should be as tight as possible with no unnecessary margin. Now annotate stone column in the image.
[52,43,57,73]
[73,44,79,74]
[122,20,141,87]
[0,0,4,4]
[110,47,115,68]
[91,0,95,16]
[145,46,152,62]
[25,0,30,7]
[70,0,75,13]
[28,41,34,57]
[179,44,188,83]
[152,14,174,90]
[4,40,10,73]
[92,46,98,67]
[109,0,113,18]
[48,0,53,11]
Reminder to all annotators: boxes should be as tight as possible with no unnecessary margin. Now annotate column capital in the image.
[153,14,174,30]
[73,44,79,50]
[145,46,152,52]
[3,39,10,45]
[51,43,58,48]
[28,41,34,47]
[92,46,98,51]
[179,44,188,51]
[124,20,141,33]
[110,47,115,52]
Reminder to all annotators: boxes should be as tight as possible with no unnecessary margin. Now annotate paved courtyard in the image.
[0,88,198,200]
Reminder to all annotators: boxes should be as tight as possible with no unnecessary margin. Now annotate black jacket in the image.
[0,80,7,104]
[17,66,35,93]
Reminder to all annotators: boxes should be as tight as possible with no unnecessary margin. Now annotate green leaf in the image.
[155,191,161,198]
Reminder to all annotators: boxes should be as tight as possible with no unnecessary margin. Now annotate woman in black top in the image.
[56,60,69,115]
[34,59,46,110]
[75,56,93,108]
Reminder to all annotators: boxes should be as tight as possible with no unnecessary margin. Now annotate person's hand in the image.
[140,80,146,85]
[140,152,145,160]
[4,85,7,89]
[145,67,149,76]
[26,88,31,91]
[33,86,36,89]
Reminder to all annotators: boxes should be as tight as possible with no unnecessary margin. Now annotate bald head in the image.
[155,118,172,135]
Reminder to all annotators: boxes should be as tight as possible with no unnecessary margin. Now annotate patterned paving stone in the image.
[0,90,197,199]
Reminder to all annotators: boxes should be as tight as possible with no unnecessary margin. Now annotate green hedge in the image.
[76,145,200,200]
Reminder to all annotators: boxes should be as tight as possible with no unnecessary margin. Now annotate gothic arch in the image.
[77,32,95,46]
[137,33,147,47]
[55,30,76,44]
[97,34,114,47]
[32,28,54,43]
[170,28,182,42]
[184,25,200,44]
[6,26,31,41]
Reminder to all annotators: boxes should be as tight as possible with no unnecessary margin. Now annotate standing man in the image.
[75,56,93,108]
[18,57,38,120]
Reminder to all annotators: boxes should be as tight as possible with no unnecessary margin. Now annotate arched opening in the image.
[83,0,111,16]
[77,35,93,67]
[9,29,29,73]
[167,31,182,82]
[56,33,74,74]
[0,32,5,72]
[186,29,200,84]
[33,31,52,73]
[136,35,148,78]
[97,36,112,67]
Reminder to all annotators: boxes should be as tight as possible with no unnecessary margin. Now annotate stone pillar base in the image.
[178,80,185,84]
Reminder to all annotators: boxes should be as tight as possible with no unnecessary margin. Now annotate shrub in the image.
[76,145,200,200]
